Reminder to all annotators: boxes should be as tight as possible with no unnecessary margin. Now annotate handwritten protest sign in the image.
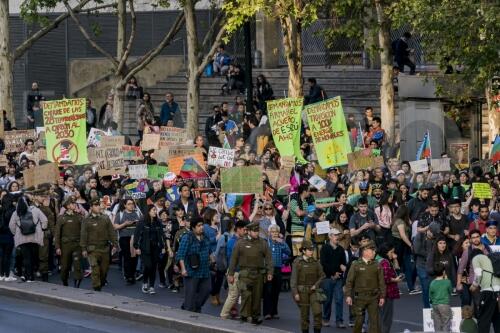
[309,175,327,190]
[33,148,47,165]
[155,145,195,164]
[430,158,451,172]
[141,133,160,151]
[159,127,188,146]
[267,98,306,163]
[208,147,235,168]
[472,183,493,199]
[102,135,124,148]
[88,146,125,175]
[23,163,59,188]
[304,97,351,168]
[280,156,296,169]
[315,221,331,235]
[4,130,37,153]
[42,98,89,165]
[122,145,142,161]
[221,166,262,194]
[87,128,108,147]
[147,165,169,180]
[409,159,429,173]
[168,153,205,176]
[128,164,148,179]
[347,148,385,172]
[423,307,461,332]
[0,155,8,168]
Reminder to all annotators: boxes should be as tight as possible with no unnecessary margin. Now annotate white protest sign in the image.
[490,245,500,253]
[208,147,235,168]
[87,128,108,147]
[315,221,331,235]
[423,307,461,332]
[409,159,429,173]
[430,158,451,172]
[128,164,148,179]
[309,175,327,191]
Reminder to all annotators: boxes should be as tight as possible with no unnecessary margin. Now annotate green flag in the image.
[304,97,351,168]
[267,98,307,164]
[43,98,89,165]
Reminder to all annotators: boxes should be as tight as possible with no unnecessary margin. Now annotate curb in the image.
[0,282,291,333]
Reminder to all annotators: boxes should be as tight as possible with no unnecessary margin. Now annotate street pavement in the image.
[12,265,462,332]
[0,295,175,333]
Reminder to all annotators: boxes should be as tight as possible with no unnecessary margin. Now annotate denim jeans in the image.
[321,277,344,323]
[416,266,431,308]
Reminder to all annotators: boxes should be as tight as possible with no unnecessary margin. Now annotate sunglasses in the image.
[264,207,273,210]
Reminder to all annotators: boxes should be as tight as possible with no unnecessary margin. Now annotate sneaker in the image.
[336,322,347,329]
[322,320,330,327]
[349,322,354,328]
[171,286,179,293]
[409,289,422,295]
[35,271,41,278]
[4,275,17,282]
[451,288,458,296]
[26,280,35,283]
[167,284,175,290]
[0,276,4,281]
[158,283,166,289]
[148,287,156,295]
[84,270,91,278]
[20,276,26,282]
[141,283,149,293]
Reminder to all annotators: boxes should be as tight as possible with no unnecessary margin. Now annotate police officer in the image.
[344,241,386,333]
[227,221,273,325]
[291,239,325,333]
[54,197,83,287]
[33,187,55,282]
[80,198,117,291]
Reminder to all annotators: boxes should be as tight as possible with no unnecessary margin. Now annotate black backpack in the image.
[487,252,500,278]
[17,210,38,236]
[215,234,229,272]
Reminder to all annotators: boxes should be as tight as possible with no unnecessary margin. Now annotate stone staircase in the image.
[123,66,390,139]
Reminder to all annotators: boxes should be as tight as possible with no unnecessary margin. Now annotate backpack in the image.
[215,234,229,272]
[487,252,500,278]
[391,40,398,54]
[17,209,38,236]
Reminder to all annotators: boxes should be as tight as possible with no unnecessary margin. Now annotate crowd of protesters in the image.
[0,66,499,333]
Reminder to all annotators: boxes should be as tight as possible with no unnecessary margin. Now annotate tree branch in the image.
[79,2,118,14]
[13,0,94,61]
[196,24,227,77]
[115,0,137,76]
[200,10,225,54]
[64,0,119,68]
[122,11,185,85]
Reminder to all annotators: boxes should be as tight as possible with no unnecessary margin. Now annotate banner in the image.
[430,158,451,172]
[409,159,429,173]
[148,165,169,180]
[42,98,88,165]
[267,98,306,163]
[23,163,59,188]
[347,148,385,172]
[221,166,262,194]
[4,130,37,153]
[141,133,160,151]
[122,145,142,161]
[208,147,235,168]
[472,183,493,199]
[128,164,148,179]
[304,97,351,168]
[159,127,188,146]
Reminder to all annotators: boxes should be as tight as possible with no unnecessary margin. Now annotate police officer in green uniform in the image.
[54,197,83,287]
[34,188,55,282]
[344,241,386,333]
[227,221,273,325]
[291,239,325,333]
[80,198,117,291]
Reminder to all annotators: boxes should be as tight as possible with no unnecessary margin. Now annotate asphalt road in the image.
[0,295,175,333]
[10,265,462,333]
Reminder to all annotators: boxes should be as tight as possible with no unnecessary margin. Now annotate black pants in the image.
[158,253,168,285]
[397,58,416,74]
[119,237,137,281]
[20,243,38,281]
[478,291,500,333]
[263,268,282,316]
[183,277,211,312]
[210,269,225,296]
[0,242,13,277]
[142,251,159,287]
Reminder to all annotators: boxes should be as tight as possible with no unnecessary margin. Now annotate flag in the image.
[492,135,500,164]
[226,194,253,218]
[356,122,365,148]
[179,157,207,179]
[416,131,432,160]
[223,134,231,149]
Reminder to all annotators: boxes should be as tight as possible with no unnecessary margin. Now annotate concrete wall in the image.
[69,56,184,108]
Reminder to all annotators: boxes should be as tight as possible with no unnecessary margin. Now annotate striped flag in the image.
[492,135,500,164]
[416,131,432,160]
[179,157,207,179]
[223,134,231,149]
[226,194,254,218]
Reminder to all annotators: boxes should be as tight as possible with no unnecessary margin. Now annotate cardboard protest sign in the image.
[102,135,124,148]
[347,148,385,172]
[309,175,327,191]
[23,163,59,188]
[155,145,195,164]
[280,156,296,169]
[267,98,306,164]
[87,128,108,147]
[472,182,493,199]
[208,147,235,168]
[315,221,330,235]
[122,145,142,161]
[147,165,169,180]
[0,155,8,168]
[409,159,429,173]
[304,97,352,168]
[33,148,47,165]
[141,133,160,151]
[221,166,262,194]
[168,153,205,176]
[42,98,89,165]
[430,158,451,172]
[128,164,148,179]
[4,130,37,153]
[159,127,188,146]
[88,146,125,174]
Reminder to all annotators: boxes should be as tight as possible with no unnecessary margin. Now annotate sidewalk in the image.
[0,281,291,333]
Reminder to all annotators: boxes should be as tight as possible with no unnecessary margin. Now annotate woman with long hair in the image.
[378,243,401,333]
[203,208,223,306]
[133,205,165,294]
[289,184,311,257]
[453,236,472,306]
[330,209,351,250]
[375,191,394,245]
[426,236,456,286]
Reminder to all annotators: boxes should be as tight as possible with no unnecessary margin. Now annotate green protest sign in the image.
[472,183,492,199]
[304,97,351,168]
[267,98,306,164]
[221,166,262,194]
[147,165,169,180]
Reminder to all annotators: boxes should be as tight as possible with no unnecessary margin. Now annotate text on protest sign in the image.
[4,130,37,153]
[88,147,125,174]
[23,163,59,188]
[87,128,108,147]
[347,148,385,172]
[430,158,451,172]
[147,165,169,180]
[128,164,148,179]
[122,145,142,161]
[221,166,262,194]
[101,135,125,148]
[472,182,493,199]
[159,127,188,146]
[208,147,235,168]
[409,159,429,173]
[155,145,195,164]
[141,133,160,151]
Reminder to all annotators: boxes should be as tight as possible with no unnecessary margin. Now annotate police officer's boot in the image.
[41,273,49,282]
[74,279,82,288]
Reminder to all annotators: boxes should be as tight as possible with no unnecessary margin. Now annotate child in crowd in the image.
[429,263,453,332]
[459,305,478,333]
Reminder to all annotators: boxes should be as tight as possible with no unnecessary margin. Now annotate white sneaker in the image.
[4,276,16,282]
[0,276,4,281]
[141,283,149,293]
[148,287,156,295]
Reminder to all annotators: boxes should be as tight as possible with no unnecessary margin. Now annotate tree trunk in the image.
[112,79,125,132]
[116,0,126,61]
[114,0,127,131]
[375,0,395,145]
[486,87,500,156]
[281,15,303,98]
[184,0,200,138]
[363,3,380,69]
[0,0,13,135]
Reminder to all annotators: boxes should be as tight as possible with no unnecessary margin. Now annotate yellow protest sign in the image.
[472,183,492,199]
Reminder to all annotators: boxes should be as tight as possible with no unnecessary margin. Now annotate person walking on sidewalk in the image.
[429,263,453,332]
[54,197,83,287]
